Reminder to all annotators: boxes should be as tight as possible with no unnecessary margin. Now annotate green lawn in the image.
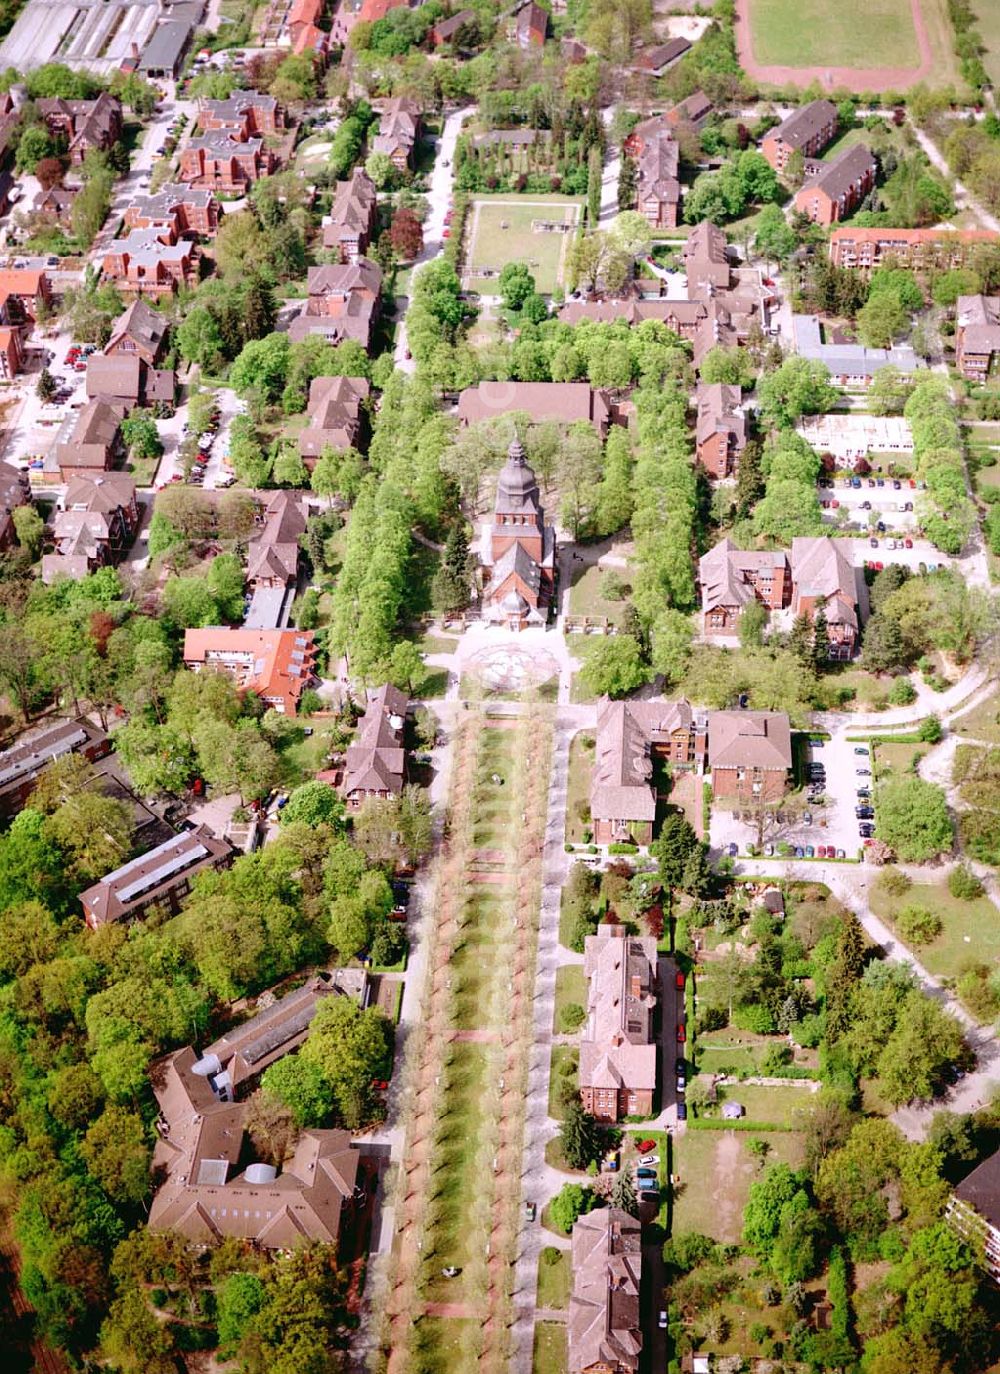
[671,1129,805,1243]
[465,197,582,295]
[552,965,587,1034]
[414,1317,484,1371]
[548,1046,579,1120]
[748,0,919,67]
[954,689,1000,743]
[869,877,1000,985]
[450,892,515,1032]
[875,740,928,778]
[974,0,1000,85]
[533,1321,567,1374]
[567,563,631,628]
[536,1248,571,1309]
[564,732,595,845]
[711,1082,819,1127]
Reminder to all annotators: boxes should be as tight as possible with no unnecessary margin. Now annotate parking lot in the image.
[708,732,874,862]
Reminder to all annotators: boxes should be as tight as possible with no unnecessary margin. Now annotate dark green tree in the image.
[559,1099,602,1170]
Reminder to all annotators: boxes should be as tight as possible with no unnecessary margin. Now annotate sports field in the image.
[973,0,1000,85]
[464,197,582,296]
[748,0,919,68]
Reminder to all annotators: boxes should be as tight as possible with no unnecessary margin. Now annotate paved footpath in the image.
[510,696,588,1369]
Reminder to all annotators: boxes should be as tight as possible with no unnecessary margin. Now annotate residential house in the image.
[790,535,861,659]
[124,183,221,238]
[512,0,547,47]
[623,112,671,159]
[558,296,709,334]
[956,294,1000,381]
[299,374,370,462]
[198,93,285,138]
[761,99,838,172]
[793,313,924,386]
[695,382,746,478]
[341,683,409,809]
[288,259,382,348]
[32,183,77,227]
[430,9,475,46]
[568,1207,643,1374]
[105,298,169,368]
[54,398,125,478]
[480,437,555,629]
[0,267,52,322]
[828,226,1000,272]
[148,1046,362,1249]
[636,128,681,229]
[580,924,658,1122]
[43,472,139,582]
[947,1149,1000,1283]
[683,219,733,290]
[179,132,276,192]
[633,38,691,75]
[102,226,199,298]
[665,91,713,131]
[457,381,613,436]
[792,143,876,226]
[372,97,421,170]
[182,627,318,715]
[707,710,792,802]
[80,825,234,928]
[0,458,28,552]
[590,697,698,845]
[201,973,369,1099]
[244,492,305,628]
[699,537,791,636]
[0,717,110,819]
[37,93,122,165]
[287,0,329,57]
[322,168,377,262]
[0,325,22,380]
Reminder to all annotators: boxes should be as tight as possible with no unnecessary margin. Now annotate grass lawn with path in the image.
[671,1128,805,1242]
[567,563,631,627]
[536,1248,571,1309]
[748,0,919,68]
[874,739,928,778]
[464,196,582,296]
[954,688,1000,743]
[869,877,1000,983]
[552,965,587,1034]
[532,1321,567,1374]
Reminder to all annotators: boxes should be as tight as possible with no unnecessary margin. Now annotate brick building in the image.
[695,382,746,478]
[80,826,233,928]
[590,698,698,846]
[288,259,382,348]
[182,628,318,715]
[699,538,792,636]
[0,718,110,819]
[372,97,421,170]
[341,683,409,809]
[102,227,199,298]
[124,183,221,238]
[828,226,1000,272]
[43,472,139,582]
[322,167,377,262]
[299,374,370,462]
[37,92,122,164]
[956,294,1000,381]
[792,143,876,226]
[580,925,658,1123]
[568,1208,642,1374]
[761,99,838,172]
[480,437,555,628]
[707,710,792,803]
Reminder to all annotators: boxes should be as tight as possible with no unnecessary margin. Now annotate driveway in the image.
[393,105,475,372]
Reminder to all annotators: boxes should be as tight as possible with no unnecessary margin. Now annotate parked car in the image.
[638,1154,659,1167]
[870,538,879,548]
[525,1201,536,1221]
[836,848,846,859]
[676,1023,686,1042]
[727,841,737,857]
[803,811,813,825]
[675,970,685,989]
[856,768,871,776]
[805,845,815,858]
[675,1057,685,1075]
[659,1311,668,1330]
[859,824,875,837]
[676,1076,686,1093]
[854,747,869,756]
[677,1102,687,1121]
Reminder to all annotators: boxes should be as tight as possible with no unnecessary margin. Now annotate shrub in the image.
[876,867,912,899]
[956,964,1000,1020]
[733,1003,776,1034]
[895,903,942,945]
[599,569,628,601]
[541,1246,562,1267]
[559,1002,587,1032]
[948,864,984,901]
[888,677,917,706]
[918,715,943,743]
[608,842,639,854]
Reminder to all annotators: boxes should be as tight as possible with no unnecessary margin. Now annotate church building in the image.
[481,438,555,629]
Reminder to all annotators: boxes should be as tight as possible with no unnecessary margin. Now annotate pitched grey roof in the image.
[707,710,792,772]
[770,99,837,151]
[801,142,875,202]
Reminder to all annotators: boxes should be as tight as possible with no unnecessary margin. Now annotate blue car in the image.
[794,846,804,858]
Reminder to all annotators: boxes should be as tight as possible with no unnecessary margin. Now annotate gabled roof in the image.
[790,535,858,629]
[107,298,168,357]
[86,353,142,403]
[768,99,837,151]
[954,1148,1000,1230]
[63,471,135,516]
[798,142,875,203]
[707,710,792,772]
[957,294,1000,355]
[590,697,694,822]
[696,382,745,447]
[568,1207,643,1374]
[307,257,383,298]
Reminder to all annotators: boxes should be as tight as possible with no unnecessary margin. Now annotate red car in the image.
[676,1023,686,1042]
[675,971,685,990]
